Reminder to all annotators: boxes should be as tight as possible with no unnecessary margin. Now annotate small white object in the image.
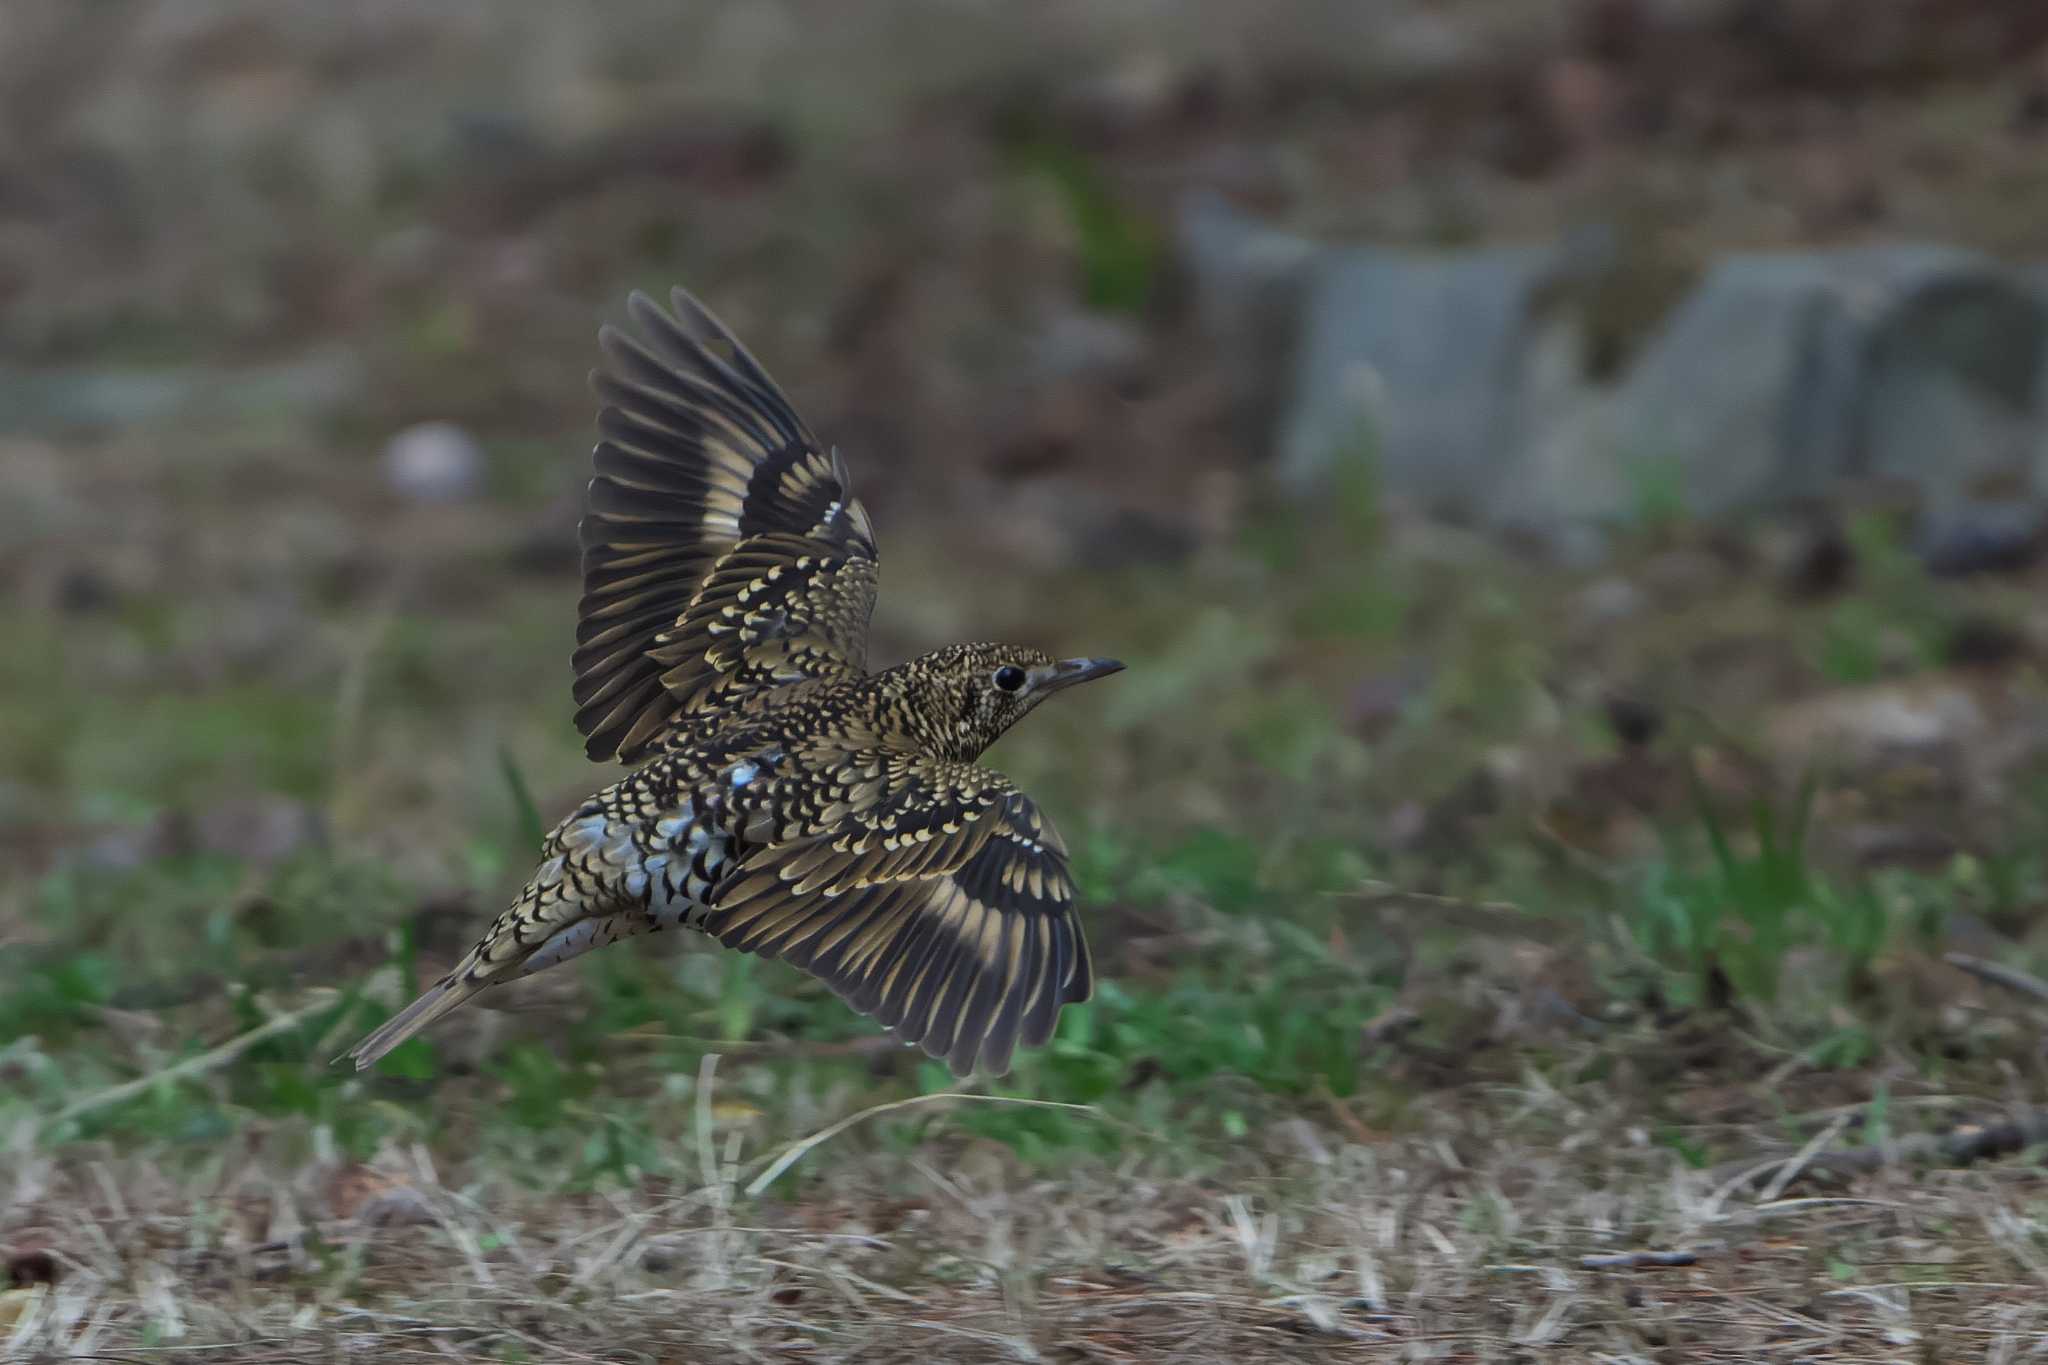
[382,420,485,503]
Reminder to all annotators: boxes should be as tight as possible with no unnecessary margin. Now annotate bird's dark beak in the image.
[1039,656,1125,694]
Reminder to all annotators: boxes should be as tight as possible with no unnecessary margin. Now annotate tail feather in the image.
[339,850,645,1069]
[338,966,490,1070]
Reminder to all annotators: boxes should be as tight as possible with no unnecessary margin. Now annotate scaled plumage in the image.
[343,289,1122,1077]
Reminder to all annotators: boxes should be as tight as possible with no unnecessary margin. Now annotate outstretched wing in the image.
[701,754,1093,1076]
[573,288,880,764]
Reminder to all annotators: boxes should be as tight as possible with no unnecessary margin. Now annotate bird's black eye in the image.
[993,665,1027,692]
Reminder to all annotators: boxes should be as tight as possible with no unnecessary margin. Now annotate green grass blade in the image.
[497,744,547,853]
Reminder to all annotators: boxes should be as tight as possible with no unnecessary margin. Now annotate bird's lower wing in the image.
[700,767,1092,1077]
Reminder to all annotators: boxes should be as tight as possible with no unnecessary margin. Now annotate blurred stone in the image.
[1916,497,2048,577]
[1860,255,2045,486]
[1192,215,2048,558]
[1175,192,1320,459]
[1609,246,2048,525]
[1276,233,1611,529]
[383,420,486,504]
[1605,255,1850,517]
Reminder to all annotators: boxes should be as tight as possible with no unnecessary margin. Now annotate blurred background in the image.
[13,1,2048,1354]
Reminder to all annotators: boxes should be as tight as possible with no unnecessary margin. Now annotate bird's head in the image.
[900,643,1125,760]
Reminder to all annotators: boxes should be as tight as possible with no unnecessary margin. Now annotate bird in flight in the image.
[344,289,1123,1077]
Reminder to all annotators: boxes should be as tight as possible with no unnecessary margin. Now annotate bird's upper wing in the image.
[701,751,1093,1076]
[573,288,880,764]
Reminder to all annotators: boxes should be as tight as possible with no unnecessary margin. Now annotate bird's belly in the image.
[522,915,625,974]
[641,810,735,932]
[516,850,721,979]
[514,802,737,981]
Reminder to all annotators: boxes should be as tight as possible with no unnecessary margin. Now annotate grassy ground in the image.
[13,4,2048,1360]
[13,481,2048,1360]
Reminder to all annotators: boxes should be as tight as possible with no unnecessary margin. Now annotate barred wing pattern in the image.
[574,289,879,763]
[702,754,1093,1076]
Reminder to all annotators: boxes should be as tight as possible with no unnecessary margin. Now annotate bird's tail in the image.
[338,958,489,1071]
